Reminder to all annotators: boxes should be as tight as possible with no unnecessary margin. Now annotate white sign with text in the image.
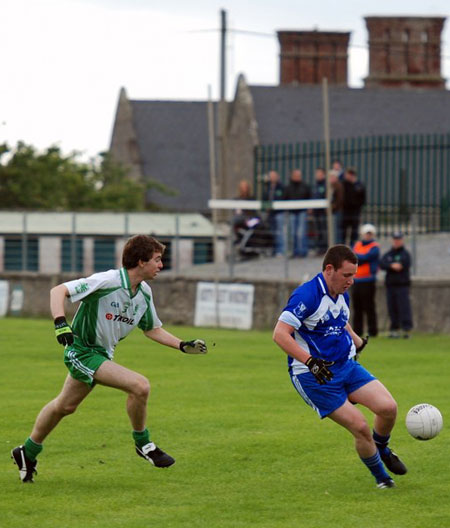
[194,282,254,330]
[0,281,9,317]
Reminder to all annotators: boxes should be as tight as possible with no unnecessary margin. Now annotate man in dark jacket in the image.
[283,169,311,257]
[263,170,285,256]
[342,168,366,247]
[379,232,413,338]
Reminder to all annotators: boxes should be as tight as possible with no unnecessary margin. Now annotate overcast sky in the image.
[1,0,449,159]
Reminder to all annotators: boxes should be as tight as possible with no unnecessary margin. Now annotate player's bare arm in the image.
[273,321,310,363]
[50,284,74,347]
[144,327,208,354]
[274,321,333,385]
[144,327,182,349]
[50,284,70,319]
[345,322,364,349]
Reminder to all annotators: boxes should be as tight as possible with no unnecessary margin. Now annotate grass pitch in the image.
[1,318,449,528]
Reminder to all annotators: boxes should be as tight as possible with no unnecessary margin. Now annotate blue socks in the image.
[360,451,390,483]
[360,430,392,483]
[373,430,391,456]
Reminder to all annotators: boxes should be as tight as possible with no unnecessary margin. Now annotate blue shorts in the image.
[290,360,376,418]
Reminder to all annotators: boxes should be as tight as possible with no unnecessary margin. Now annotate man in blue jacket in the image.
[379,232,413,338]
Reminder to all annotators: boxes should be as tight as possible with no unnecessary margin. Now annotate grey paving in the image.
[163,233,450,283]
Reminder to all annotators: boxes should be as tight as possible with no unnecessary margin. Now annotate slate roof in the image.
[249,84,450,144]
[124,86,449,212]
[130,100,215,212]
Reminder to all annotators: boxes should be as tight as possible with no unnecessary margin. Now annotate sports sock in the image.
[373,430,390,455]
[24,437,43,461]
[360,451,390,483]
[132,428,150,448]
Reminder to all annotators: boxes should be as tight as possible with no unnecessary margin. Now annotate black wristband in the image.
[54,316,67,326]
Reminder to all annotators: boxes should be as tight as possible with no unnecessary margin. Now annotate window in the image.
[94,239,116,272]
[61,238,84,273]
[4,238,39,271]
[194,241,213,265]
[161,240,172,270]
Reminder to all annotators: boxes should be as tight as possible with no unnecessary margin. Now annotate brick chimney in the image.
[364,16,446,89]
[277,30,350,85]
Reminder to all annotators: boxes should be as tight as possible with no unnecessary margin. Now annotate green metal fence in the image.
[254,133,450,234]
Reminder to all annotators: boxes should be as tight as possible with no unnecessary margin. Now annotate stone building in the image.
[0,212,225,274]
[109,15,448,212]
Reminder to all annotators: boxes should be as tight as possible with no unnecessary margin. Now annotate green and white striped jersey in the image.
[64,267,161,359]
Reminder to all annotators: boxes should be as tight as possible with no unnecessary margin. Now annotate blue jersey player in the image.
[273,244,407,489]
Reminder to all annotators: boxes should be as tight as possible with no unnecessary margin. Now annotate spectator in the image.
[312,167,327,255]
[283,169,311,258]
[379,232,413,339]
[263,170,285,256]
[332,159,345,181]
[329,170,344,244]
[342,167,366,247]
[352,224,380,337]
[233,179,255,233]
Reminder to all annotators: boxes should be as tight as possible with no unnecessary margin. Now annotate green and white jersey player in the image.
[12,235,208,483]
[64,266,163,379]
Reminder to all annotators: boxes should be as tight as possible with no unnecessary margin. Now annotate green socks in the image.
[23,431,149,461]
[132,428,150,448]
[24,437,43,461]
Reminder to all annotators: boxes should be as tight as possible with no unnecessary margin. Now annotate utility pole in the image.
[217,9,228,206]
[220,9,226,101]
[322,77,334,247]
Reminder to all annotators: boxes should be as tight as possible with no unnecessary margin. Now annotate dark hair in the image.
[345,167,357,176]
[322,244,357,270]
[122,235,165,269]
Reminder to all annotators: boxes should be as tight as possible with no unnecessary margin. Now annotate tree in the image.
[0,142,174,211]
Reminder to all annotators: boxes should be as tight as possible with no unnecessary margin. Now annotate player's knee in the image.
[55,400,79,416]
[353,419,372,440]
[131,376,150,400]
[380,399,398,420]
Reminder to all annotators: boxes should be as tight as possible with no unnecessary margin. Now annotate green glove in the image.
[54,316,74,346]
[179,339,208,354]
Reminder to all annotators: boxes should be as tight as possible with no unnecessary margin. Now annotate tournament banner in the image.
[194,282,254,330]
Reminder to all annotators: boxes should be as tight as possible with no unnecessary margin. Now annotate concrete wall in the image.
[1,272,449,333]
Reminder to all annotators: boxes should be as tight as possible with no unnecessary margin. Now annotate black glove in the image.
[355,336,369,360]
[305,356,334,385]
[179,339,208,354]
[54,316,74,346]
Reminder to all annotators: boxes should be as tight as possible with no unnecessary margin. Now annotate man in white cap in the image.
[352,224,380,337]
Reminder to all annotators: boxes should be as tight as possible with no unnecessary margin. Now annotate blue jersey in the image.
[278,272,356,375]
